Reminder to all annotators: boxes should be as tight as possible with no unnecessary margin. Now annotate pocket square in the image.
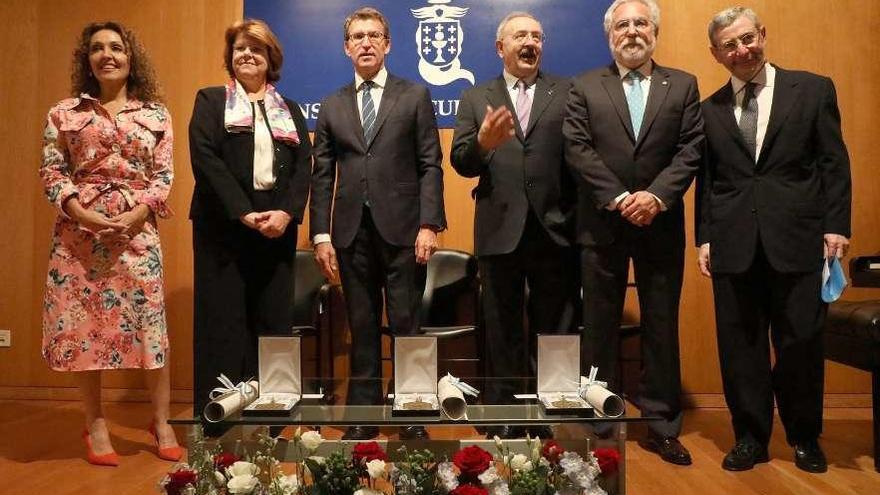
[821,256,848,303]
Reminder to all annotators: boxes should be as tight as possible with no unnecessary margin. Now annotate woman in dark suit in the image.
[188,19,311,434]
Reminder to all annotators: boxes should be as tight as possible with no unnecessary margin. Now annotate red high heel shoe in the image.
[149,423,185,462]
[82,429,119,467]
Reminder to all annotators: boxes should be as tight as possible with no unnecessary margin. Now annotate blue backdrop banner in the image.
[244,0,613,129]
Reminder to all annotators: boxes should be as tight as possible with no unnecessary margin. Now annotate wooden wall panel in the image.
[1,0,877,402]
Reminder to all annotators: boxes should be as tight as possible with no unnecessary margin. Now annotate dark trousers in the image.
[336,207,426,405]
[481,211,579,404]
[580,227,685,438]
[192,193,296,435]
[712,242,825,446]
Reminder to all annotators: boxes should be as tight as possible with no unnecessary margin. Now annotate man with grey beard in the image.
[564,0,704,465]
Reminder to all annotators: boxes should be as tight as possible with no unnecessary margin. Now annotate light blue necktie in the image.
[361,80,376,142]
[626,70,645,138]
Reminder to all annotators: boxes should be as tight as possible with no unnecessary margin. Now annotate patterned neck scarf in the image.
[224,80,300,145]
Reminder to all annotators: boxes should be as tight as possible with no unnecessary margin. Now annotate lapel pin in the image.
[662,81,668,85]
[548,90,553,96]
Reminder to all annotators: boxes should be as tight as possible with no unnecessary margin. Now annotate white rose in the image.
[227,474,259,494]
[510,453,529,471]
[227,460,260,477]
[366,458,387,479]
[300,430,324,451]
[478,465,500,484]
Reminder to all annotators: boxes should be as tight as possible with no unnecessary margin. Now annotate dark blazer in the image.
[188,86,312,226]
[451,72,575,255]
[696,66,851,274]
[310,74,445,248]
[564,63,704,246]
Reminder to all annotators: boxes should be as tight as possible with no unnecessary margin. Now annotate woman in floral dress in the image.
[40,21,182,465]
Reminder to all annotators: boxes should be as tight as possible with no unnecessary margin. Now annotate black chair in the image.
[291,249,333,396]
[383,249,482,377]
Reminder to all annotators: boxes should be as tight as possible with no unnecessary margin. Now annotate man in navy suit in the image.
[697,6,851,473]
[310,7,446,440]
[564,0,704,465]
[451,11,578,439]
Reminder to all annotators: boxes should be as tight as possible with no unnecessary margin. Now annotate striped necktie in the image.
[739,82,758,160]
[361,80,376,142]
[626,70,645,138]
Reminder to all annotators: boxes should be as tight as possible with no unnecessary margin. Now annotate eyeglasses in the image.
[612,17,653,33]
[716,31,760,54]
[346,31,387,43]
[508,30,545,43]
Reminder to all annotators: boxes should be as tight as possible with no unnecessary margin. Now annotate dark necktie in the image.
[739,82,758,159]
[361,80,376,142]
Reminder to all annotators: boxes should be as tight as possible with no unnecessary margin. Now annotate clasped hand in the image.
[619,191,660,227]
[240,210,291,238]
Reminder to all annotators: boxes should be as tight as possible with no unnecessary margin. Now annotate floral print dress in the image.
[40,94,173,371]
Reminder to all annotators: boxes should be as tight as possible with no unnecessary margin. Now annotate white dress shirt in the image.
[502,69,537,115]
[730,62,775,161]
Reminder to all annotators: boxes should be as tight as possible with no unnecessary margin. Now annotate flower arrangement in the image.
[159,428,618,495]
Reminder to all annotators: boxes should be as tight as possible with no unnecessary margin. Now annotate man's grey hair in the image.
[708,6,762,46]
[603,0,661,36]
[496,11,540,41]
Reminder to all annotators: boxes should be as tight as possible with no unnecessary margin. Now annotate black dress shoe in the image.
[794,439,828,473]
[342,426,379,440]
[485,425,525,440]
[399,425,429,440]
[641,434,692,466]
[722,439,769,471]
[526,425,554,440]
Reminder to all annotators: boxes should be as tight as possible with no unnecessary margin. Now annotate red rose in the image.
[352,441,388,464]
[214,452,240,470]
[450,484,489,495]
[452,445,493,481]
[164,468,197,495]
[594,447,620,475]
[542,440,565,464]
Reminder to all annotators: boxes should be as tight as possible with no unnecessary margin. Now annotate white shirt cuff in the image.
[313,233,331,245]
[607,191,630,210]
[649,193,667,211]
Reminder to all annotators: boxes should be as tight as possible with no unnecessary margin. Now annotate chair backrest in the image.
[292,249,329,327]
[421,249,478,326]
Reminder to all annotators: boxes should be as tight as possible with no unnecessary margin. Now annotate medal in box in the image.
[537,334,593,416]
[243,336,302,416]
[392,336,440,416]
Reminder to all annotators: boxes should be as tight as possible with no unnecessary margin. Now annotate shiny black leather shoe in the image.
[794,439,828,473]
[641,434,692,466]
[722,439,769,471]
[342,425,379,440]
[485,425,526,440]
[399,425,429,440]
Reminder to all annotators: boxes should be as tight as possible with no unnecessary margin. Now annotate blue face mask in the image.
[821,256,848,303]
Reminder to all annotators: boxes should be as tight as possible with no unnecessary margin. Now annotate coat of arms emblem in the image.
[411,0,475,86]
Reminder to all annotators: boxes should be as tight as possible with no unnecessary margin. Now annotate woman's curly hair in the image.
[70,21,163,103]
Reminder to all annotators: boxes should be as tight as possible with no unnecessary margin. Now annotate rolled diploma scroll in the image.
[581,383,625,418]
[438,375,467,420]
[203,380,260,422]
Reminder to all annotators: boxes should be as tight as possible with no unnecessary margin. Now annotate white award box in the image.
[537,334,593,416]
[392,336,440,416]
[243,336,302,415]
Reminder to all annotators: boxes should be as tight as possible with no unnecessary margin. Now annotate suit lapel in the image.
[636,64,670,147]
[343,82,367,150]
[600,64,636,142]
[368,75,402,148]
[758,66,798,165]
[709,82,753,158]
[486,76,522,142]
[524,73,557,138]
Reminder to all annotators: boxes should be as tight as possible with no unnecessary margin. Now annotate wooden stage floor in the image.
[1,400,877,494]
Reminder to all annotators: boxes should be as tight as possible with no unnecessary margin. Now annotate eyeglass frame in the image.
[345,31,389,44]
[714,30,762,54]
[506,30,546,44]
[612,17,655,34]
